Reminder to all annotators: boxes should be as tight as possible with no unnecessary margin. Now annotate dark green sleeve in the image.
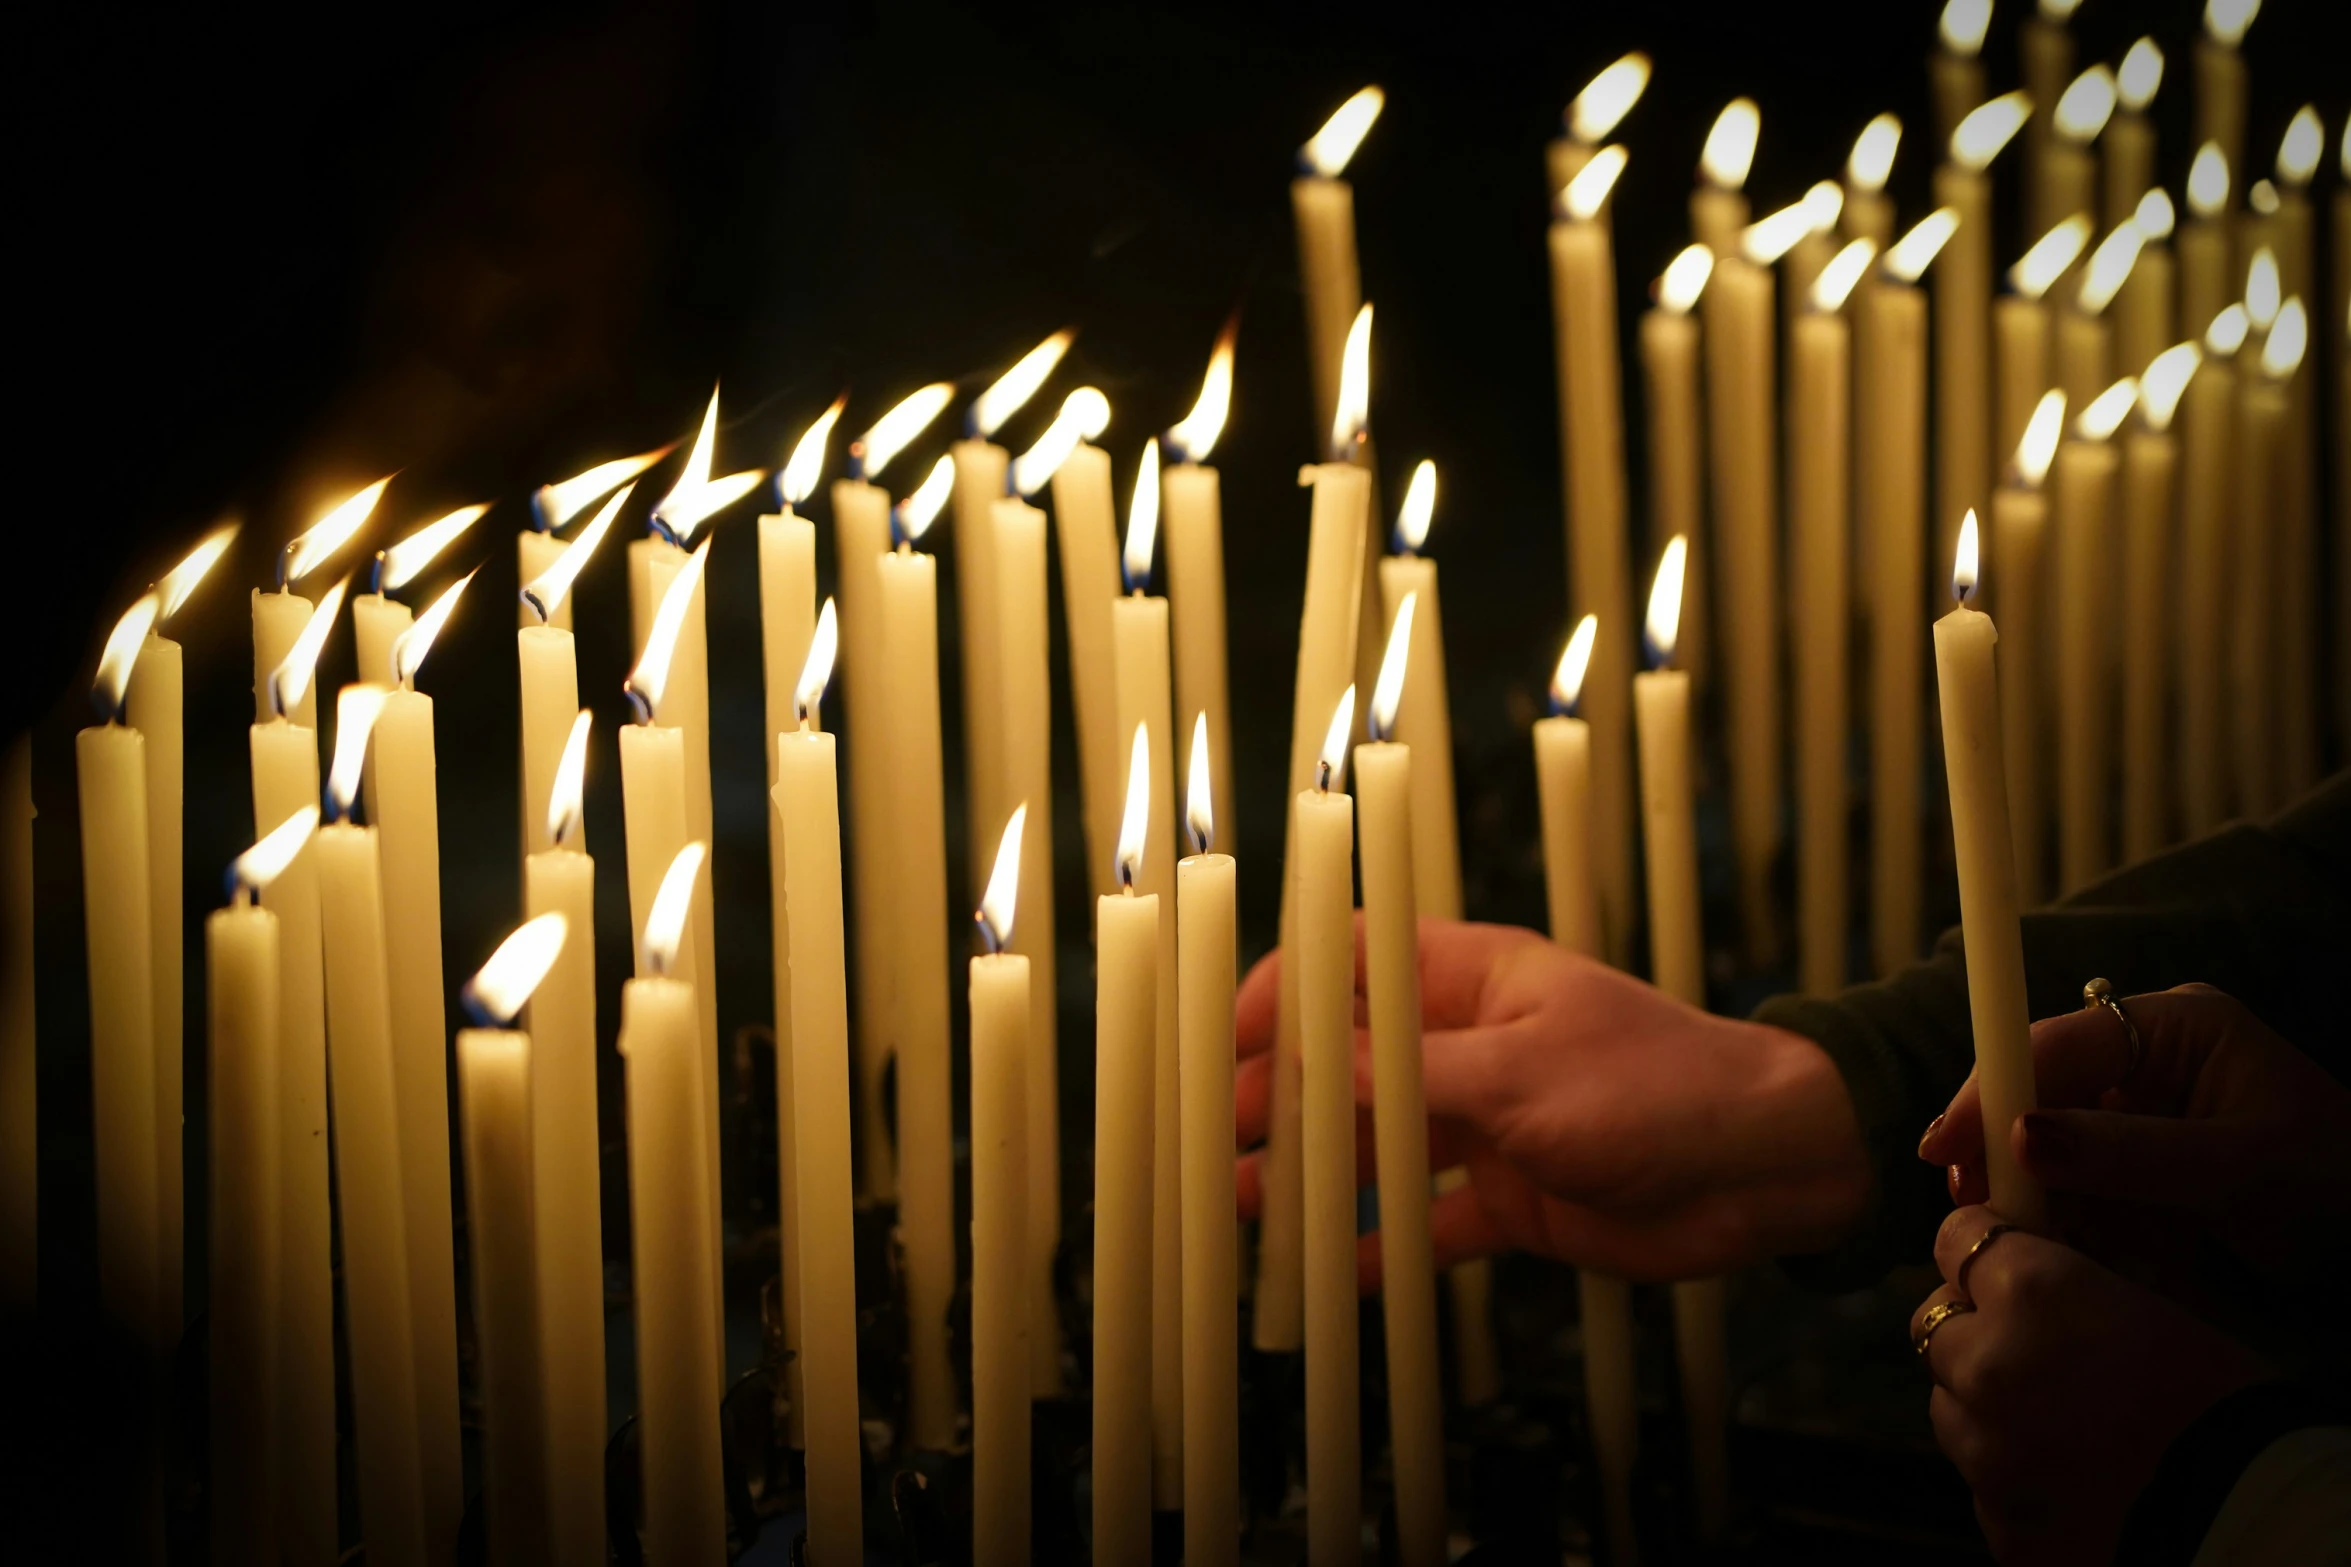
[1760,771,2351,1292]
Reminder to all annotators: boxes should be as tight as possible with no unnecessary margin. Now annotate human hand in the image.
[1233,918,1872,1285]
[1912,1206,2268,1565]
[1918,985,2351,1295]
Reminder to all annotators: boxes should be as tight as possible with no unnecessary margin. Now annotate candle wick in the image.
[368,551,387,596]
[624,681,654,726]
[1317,759,1332,793]
[520,587,550,626]
[275,542,296,591]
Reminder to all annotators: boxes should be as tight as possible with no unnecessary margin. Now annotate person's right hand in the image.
[1918,985,2351,1297]
[1233,918,1874,1285]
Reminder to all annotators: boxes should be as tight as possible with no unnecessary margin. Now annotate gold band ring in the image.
[1913,1298,1976,1358]
[1955,1222,2019,1299]
[2083,978,2144,1080]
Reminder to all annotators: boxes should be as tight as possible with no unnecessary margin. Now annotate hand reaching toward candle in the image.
[1233,918,1873,1285]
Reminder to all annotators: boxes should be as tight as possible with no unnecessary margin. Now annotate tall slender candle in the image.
[2060,222,2142,413]
[2234,301,2308,820]
[2019,1,2077,210]
[1999,217,2091,471]
[2055,380,2137,893]
[1165,322,1238,857]
[1842,115,1900,249]
[1045,397,1125,900]
[1931,0,1990,153]
[521,489,623,860]
[2037,65,2111,245]
[355,502,482,687]
[1777,183,1846,352]
[2121,346,2200,863]
[2272,111,2323,798]
[1691,100,1757,258]
[1939,93,2030,594]
[2193,0,2258,203]
[1641,246,1714,687]
[257,476,388,730]
[2181,145,2235,353]
[970,810,1031,1567]
[2104,41,2163,231]
[2115,191,2178,390]
[1378,463,1461,920]
[1994,395,2067,904]
[2179,308,2247,836]
[1547,53,1649,216]
[524,443,669,631]
[1934,514,2048,1229]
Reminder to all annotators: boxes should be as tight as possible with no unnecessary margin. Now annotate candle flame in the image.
[461,913,567,1027]
[655,387,720,519]
[1657,244,1716,312]
[972,330,1076,439]
[2248,178,2280,216]
[2052,66,2117,143]
[379,504,488,592]
[1846,114,1901,193]
[1116,721,1151,888]
[285,477,391,586]
[1811,238,1877,312]
[533,443,671,533]
[1124,438,1160,590]
[1569,53,1650,142]
[2244,247,2280,330]
[1301,86,1383,178]
[2277,106,2321,187]
[625,539,710,723]
[895,454,954,545]
[326,683,388,819]
[1394,460,1436,553]
[1883,208,1960,282]
[2075,221,2146,315]
[2075,378,2139,442]
[1318,686,1357,793]
[1700,99,1759,190]
[523,483,628,625]
[978,803,1025,951]
[1952,509,1981,604]
[2204,0,2259,49]
[779,395,847,508]
[1739,197,1817,265]
[795,597,839,723]
[1329,303,1373,460]
[1186,711,1214,855]
[2009,216,2093,300]
[232,805,319,895]
[1551,614,1598,715]
[153,524,239,622]
[392,568,475,688]
[1644,536,1687,667]
[2205,303,2250,357]
[548,708,591,848]
[1951,91,2031,172]
[1560,144,1628,221]
[1369,591,1415,743]
[269,574,351,721]
[2137,342,2203,432]
[2116,39,2164,112]
[858,383,955,480]
[92,593,159,720]
[1801,180,1845,234]
[2015,392,2067,486]
[2187,142,2230,217]
[2260,297,2308,380]
[2134,188,2176,241]
[661,469,765,544]
[642,841,705,979]
[1168,317,1236,462]
[1010,387,1111,496]
[1939,0,1991,56]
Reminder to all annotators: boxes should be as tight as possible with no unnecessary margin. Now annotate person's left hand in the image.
[1913,1205,2270,1564]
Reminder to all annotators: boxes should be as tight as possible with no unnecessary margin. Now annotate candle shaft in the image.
[252,588,316,728]
[1293,175,1361,465]
[970,952,1031,1567]
[2114,247,2174,389]
[208,904,280,1565]
[2120,432,2177,863]
[1640,309,1709,686]
[2232,379,2286,819]
[1380,563,1460,918]
[1791,310,1850,996]
[953,440,1010,893]
[353,593,411,692]
[2054,443,2119,893]
[1931,53,1984,154]
[2275,190,2319,799]
[2178,222,2230,361]
[125,636,183,1339]
[1690,186,1749,261]
[2055,310,2109,419]
[1994,297,2052,490]
[457,1028,551,1565]
[1862,280,1928,975]
[2103,114,2154,233]
[829,476,899,1200]
[518,625,579,860]
[1052,443,1126,902]
[2177,360,2235,836]
[2192,38,2246,197]
[1177,852,1238,1566]
[1990,490,2051,904]
[1165,461,1236,854]
[642,547,720,1090]
[516,530,571,631]
[1935,164,1994,599]
[1298,784,1360,1567]
[1094,889,1160,1563]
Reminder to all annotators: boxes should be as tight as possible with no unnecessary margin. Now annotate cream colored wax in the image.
[1991,486,2052,906]
[1052,442,1125,900]
[1094,886,1159,1563]
[828,474,898,1200]
[124,636,183,1339]
[1165,460,1236,854]
[1790,305,1851,996]
[207,901,280,1564]
[1177,847,1238,1567]
[1297,781,1360,1567]
[969,949,1030,1567]
[1862,277,1929,975]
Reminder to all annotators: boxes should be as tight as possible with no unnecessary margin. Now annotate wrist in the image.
[1707,1015,1874,1260]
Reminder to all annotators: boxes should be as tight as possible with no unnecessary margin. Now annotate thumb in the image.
[2013,1108,2247,1217]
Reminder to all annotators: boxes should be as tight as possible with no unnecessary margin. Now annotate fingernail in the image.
[1948,1164,1964,1201]
[2021,1112,2078,1171]
[1918,1114,1945,1158]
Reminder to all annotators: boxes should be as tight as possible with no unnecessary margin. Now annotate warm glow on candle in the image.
[1951,92,2030,171]
[1317,687,1357,793]
[978,804,1025,951]
[641,841,705,978]
[1741,198,1818,265]
[858,383,956,480]
[269,573,351,720]
[1561,145,1628,220]
[286,477,391,585]
[2203,0,2259,49]
[656,388,722,520]
[379,504,487,592]
[2248,180,2280,216]
[1700,99,1759,190]
[1010,387,1112,496]
[533,444,670,533]
[2116,40,2163,112]
[2075,379,2139,441]
[391,568,474,689]
[1569,53,1650,142]
[2260,298,2308,380]
[972,330,1077,439]
[93,593,159,720]
[1847,114,1901,192]
[1185,711,1214,855]
[625,538,711,722]
[661,470,765,545]
[1939,0,1991,56]
[2010,217,2093,300]
[233,805,320,895]
[2052,67,2117,143]
[1329,304,1373,461]
[1301,87,1383,178]
[1644,536,1687,667]
[1812,239,1877,311]
[2137,343,2202,432]
[1952,509,1981,604]
[896,455,954,545]
[326,684,388,819]
[2076,223,2146,314]
[2016,393,2067,487]
[2187,143,2230,217]
[2205,303,2250,357]
[1116,722,1152,887]
[548,708,591,848]
[1124,438,1161,591]
[1658,244,1716,312]
[2134,189,2176,241]
[795,597,839,723]
[522,483,627,625]
[2244,248,2281,330]
[1394,460,1435,553]
[155,524,239,620]
[1551,613,1597,716]
[780,396,848,508]
[2037,0,2082,19]
[1368,592,1414,743]
[1168,319,1235,463]
[1884,208,1961,282]
[1802,180,1846,233]
[461,914,568,1027]
[2276,107,2321,187]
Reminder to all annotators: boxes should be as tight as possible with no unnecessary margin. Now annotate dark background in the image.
[9,0,2346,1543]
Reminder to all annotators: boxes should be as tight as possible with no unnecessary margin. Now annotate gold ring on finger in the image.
[1954,1222,2019,1300]
[1912,1298,1976,1359]
[2083,977,2144,1081]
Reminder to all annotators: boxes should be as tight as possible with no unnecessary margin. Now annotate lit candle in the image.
[1111,440,1184,1505]
[2181,144,2235,351]
[1550,145,1636,962]
[2060,221,2142,412]
[1640,246,1714,687]
[2234,299,2308,819]
[2055,379,2138,893]
[1865,212,1957,976]
[1357,609,1445,1567]
[1547,53,1648,212]
[255,477,386,729]
[1930,0,1990,153]
[1176,718,1239,1567]
[1,736,30,1317]
[315,685,427,1567]
[1933,514,2049,1230]
[1842,114,1900,248]
[1378,465,1461,917]
[1999,217,2091,469]
[455,916,571,1566]
[1257,307,1372,1354]
[524,443,668,631]
[2193,0,2259,201]
[2037,64,2111,244]
[2121,345,2201,862]
[355,503,483,685]
[1042,390,1124,900]
[1164,321,1239,859]
[1691,99,1757,257]
[1939,93,2031,594]
[2104,41,2164,231]
[835,380,953,1200]
[521,488,625,859]
[2179,307,2248,836]
[956,332,1071,894]
[2115,191,2179,389]
[1294,87,1382,469]
[1994,394,2067,903]
[1777,181,1846,349]
[1095,726,1161,1564]
[2019,0,2078,206]
[1631,540,1728,1542]
[2272,110,2323,798]
[772,610,864,1566]
[970,809,1032,1567]
[210,808,315,1565]
[619,844,726,1567]
[521,710,605,1567]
